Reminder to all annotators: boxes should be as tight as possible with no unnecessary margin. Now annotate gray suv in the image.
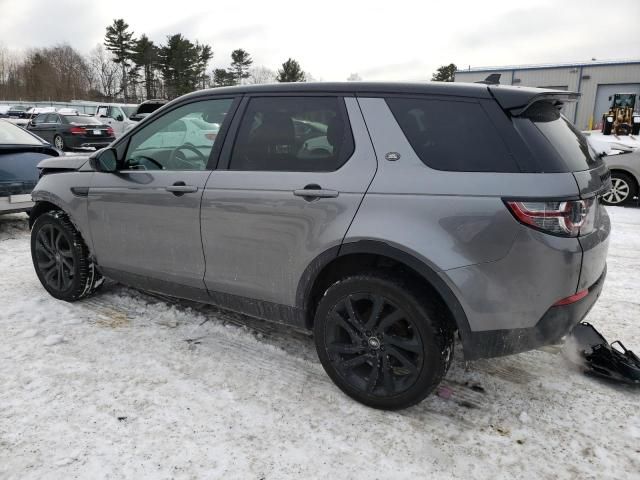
[29,83,611,410]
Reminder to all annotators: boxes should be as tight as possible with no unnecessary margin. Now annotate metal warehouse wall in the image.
[455,62,640,130]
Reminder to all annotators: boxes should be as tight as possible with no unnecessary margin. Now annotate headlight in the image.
[607,116,614,123]
[633,116,640,124]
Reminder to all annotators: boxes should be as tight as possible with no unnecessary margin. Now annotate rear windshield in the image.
[64,115,103,125]
[518,102,600,172]
[386,97,519,172]
[137,103,163,115]
[122,106,136,117]
[0,120,41,145]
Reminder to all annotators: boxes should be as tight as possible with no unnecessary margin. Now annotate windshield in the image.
[0,120,41,145]
[122,106,136,117]
[64,115,103,125]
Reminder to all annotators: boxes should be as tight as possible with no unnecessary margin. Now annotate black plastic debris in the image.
[566,322,640,385]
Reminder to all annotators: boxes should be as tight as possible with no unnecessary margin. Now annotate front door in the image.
[87,97,236,297]
[201,96,377,310]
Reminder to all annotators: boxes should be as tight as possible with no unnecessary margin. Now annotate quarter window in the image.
[386,97,517,172]
[229,96,354,172]
[124,98,232,171]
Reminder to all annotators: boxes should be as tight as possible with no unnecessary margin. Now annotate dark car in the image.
[128,99,168,122]
[0,119,60,215]
[6,105,33,119]
[27,112,115,151]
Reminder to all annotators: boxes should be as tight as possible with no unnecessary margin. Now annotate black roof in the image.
[176,81,578,114]
[182,81,494,99]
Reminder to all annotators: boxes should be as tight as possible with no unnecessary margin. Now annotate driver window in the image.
[124,98,232,171]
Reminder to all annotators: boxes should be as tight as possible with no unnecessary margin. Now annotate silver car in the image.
[29,83,611,410]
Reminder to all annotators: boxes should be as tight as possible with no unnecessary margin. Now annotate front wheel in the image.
[31,210,103,301]
[601,172,637,206]
[314,274,454,410]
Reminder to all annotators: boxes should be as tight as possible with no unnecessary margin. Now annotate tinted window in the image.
[386,97,517,172]
[125,98,233,171]
[521,102,600,172]
[64,115,102,125]
[229,97,354,172]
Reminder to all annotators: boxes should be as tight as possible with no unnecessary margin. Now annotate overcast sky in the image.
[1,0,639,81]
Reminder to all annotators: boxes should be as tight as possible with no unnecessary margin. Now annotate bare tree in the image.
[246,65,276,84]
[89,44,121,100]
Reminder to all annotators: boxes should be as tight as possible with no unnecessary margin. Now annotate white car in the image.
[587,131,640,205]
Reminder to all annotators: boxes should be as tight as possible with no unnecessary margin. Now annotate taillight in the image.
[505,198,596,237]
[70,126,86,135]
[205,133,217,141]
[107,127,114,136]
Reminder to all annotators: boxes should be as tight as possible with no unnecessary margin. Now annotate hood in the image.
[37,155,91,173]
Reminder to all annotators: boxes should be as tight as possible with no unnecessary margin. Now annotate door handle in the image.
[293,185,339,200]
[166,182,198,195]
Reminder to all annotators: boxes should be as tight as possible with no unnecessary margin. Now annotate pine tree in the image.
[212,68,236,87]
[104,19,136,100]
[431,63,457,82]
[229,49,253,84]
[133,34,158,99]
[276,58,306,83]
[157,34,213,98]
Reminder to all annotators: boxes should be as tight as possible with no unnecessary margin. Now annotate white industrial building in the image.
[455,60,640,130]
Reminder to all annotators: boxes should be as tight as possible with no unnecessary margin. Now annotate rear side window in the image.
[386,97,517,172]
[519,102,600,172]
[229,96,354,172]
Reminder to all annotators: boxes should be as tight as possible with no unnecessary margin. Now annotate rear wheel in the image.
[314,274,454,410]
[31,211,103,301]
[601,172,637,206]
[53,134,65,151]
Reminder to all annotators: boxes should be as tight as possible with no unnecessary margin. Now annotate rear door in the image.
[201,95,377,308]
[33,114,56,142]
[87,97,237,297]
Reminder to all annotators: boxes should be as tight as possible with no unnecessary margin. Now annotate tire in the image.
[53,134,65,151]
[31,210,103,301]
[313,273,454,410]
[601,172,637,206]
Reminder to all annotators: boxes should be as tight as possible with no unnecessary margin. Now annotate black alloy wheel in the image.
[324,293,423,397]
[314,274,454,410]
[34,222,75,292]
[31,211,103,301]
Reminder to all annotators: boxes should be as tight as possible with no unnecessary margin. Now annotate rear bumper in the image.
[0,195,34,214]
[64,134,114,149]
[461,267,606,360]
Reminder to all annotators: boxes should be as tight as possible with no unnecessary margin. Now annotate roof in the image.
[175,81,574,114]
[180,81,494,100]
[456,59,640,73]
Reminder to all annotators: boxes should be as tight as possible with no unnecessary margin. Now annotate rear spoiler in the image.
[488,85,580,116]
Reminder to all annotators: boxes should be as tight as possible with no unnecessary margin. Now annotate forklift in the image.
[601,93,640,136]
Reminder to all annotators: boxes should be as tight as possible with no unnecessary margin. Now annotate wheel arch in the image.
[297,240,471,339]
[29,200,62,229]
[609,168,639,189]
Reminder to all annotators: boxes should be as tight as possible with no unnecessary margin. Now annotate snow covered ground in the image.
[1,207,639,480]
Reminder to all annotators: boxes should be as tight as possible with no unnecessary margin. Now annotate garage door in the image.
[593,83,640,127]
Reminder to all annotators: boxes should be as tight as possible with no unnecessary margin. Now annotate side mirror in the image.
[90,148,118,173]
[116,115,124,122]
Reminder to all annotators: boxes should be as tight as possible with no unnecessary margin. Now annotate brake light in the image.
[505,198,595,237]
[205,133,217,141]
[553,289,588,306]
[70,126,86,135]
[107,126,114,136]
